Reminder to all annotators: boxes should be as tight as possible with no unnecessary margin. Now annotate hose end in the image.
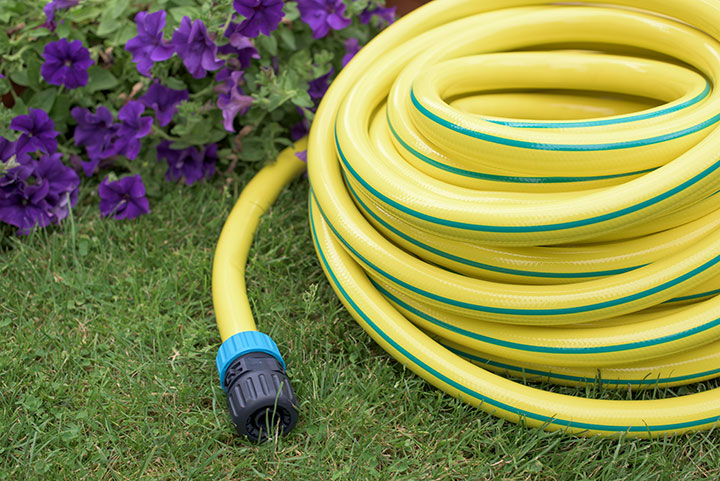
[216,332,298,442]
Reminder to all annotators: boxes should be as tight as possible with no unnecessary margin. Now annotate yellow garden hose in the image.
[214,0,720,440]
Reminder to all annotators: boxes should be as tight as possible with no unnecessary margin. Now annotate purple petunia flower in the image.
[203,143,218,179]
[41,38,93,90]
[125,11,175,77]
[308,67,334,99]
[295,150,307,163]
[290,121,308,141]
[113,102,154,160]
[0,152,79,234]
[217,70,254,132]
[215,67,243,85]
[359,6,395,26]
[298,0,351,39]
[138,83,189,127]
[219,26,260,68]
[43,0,80,30]
[0,137,15,162]
[342,37,360,67]
[98,174,150,220]
[290,106,310,140]
[156,141,217,185]
[171,17,224,79]
[10,109,59,155]
[232,0,285,38]
[71,106,121,176]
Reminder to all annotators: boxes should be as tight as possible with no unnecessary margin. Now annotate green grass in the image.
[2,170,720,480]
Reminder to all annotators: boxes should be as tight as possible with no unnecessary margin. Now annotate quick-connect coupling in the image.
[216,331,299,442]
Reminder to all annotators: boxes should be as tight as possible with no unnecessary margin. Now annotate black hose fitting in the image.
[223,352,299,442]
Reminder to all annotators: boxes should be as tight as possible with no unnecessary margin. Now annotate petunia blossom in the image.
[217,70,254,132]
[98,174,150,220]
[359,6,395,26]
[308,67,334,99]
[139,83,189,127]
[342,37,360,67]
[113,102,154,160]
[0,153,79,234]
[219,26,260,68]
[232,0,285,38]
[10,108,59,155]
[125,10,175,77]
[71,106,120,176]
[290,121,308,141]
[43,0,80,30]
[171,17,224,79]
[297,0,351,39]
[156,141,217,185]
[0,137,15,162]
[41,38,93,90]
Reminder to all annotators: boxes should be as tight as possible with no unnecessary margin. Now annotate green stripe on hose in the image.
[387,110,658,183]
[337,126,720,232]
[441,343,720,387]
[310,197,720,433]
[345,174,646,279]
[410,89,720,151]
[372,280,720,354]
[313,189,720,316]
[484,81,712,129]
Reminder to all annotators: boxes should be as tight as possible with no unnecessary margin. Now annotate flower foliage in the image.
[0,0,394,235]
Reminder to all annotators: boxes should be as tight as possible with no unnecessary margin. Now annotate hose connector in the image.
[216,332,299,442]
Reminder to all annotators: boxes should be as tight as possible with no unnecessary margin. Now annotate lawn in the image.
[2,167,720,480]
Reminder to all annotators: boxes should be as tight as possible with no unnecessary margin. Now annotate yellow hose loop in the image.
[213,138,307,341]
[308,0,720,437]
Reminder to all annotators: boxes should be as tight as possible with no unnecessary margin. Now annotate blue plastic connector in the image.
[216,331,285,390]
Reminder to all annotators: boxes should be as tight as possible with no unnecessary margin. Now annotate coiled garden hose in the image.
[213,0,720,441]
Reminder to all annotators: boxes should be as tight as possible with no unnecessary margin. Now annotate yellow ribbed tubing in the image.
[213,138,307,341]
[304,0,720,438]
[214,0,720,438]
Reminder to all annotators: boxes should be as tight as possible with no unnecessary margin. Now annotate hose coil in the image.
[307,0,720,437]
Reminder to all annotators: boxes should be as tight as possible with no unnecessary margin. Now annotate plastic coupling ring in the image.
[216,332,299,442]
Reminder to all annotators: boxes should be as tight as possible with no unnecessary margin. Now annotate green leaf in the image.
[169,7,201,23]
[9,71,29,87]
[292,90,314,109]
[240,137,266,162]
[28,88,57,112]
[110,24,138,47]
[256,35,278,57]
[277,27,296,50]
[86,66,119,92]
[50,95,71,132]
[275,137,294,148]
[65,4,104,22]
[164,77,187,91]
[283,1,300,21]
[96,17,122,37]
[174,121,228,146]
[55,20,72,39]
[205,129,228,144]
[96,0,129,37]
[10,96,27,116]
[24,55,44,92]
[266,91,293,111]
